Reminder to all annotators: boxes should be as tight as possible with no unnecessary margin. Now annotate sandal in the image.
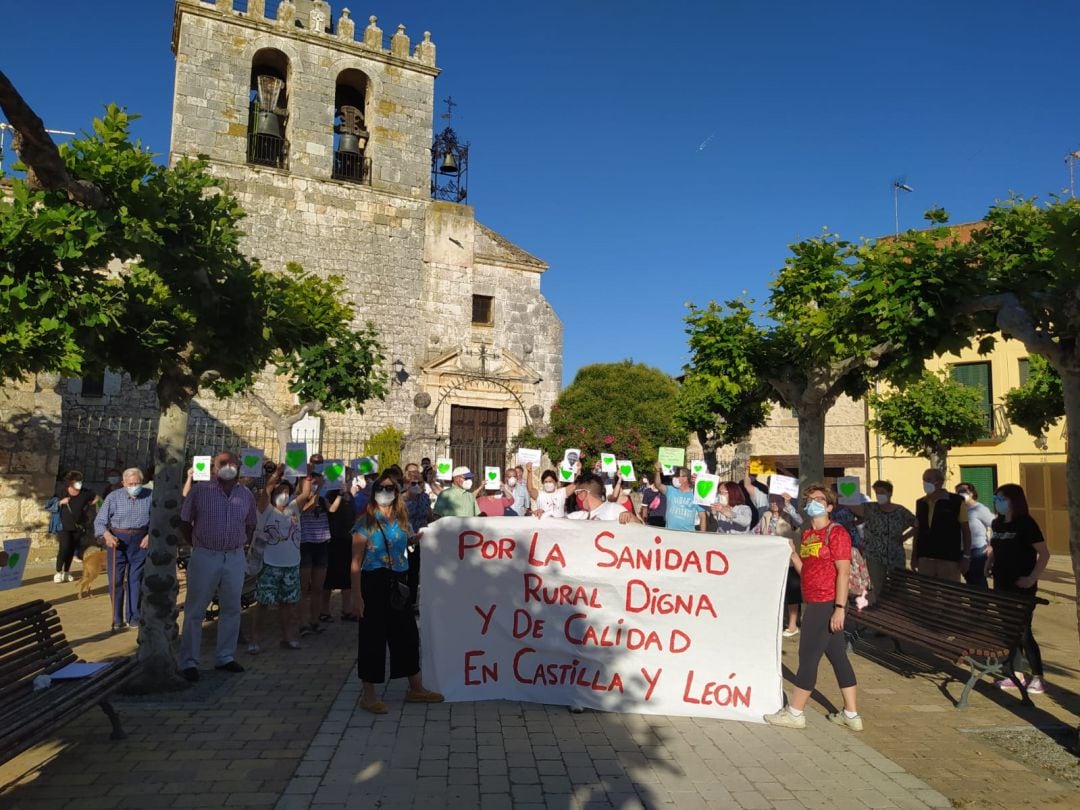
[405,688,445,703]
[360,698,388,715]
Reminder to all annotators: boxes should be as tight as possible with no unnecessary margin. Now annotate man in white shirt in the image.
[567,475,641,523]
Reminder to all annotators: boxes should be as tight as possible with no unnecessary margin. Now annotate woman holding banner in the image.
[765,484,862,732]
[351,473,443,714]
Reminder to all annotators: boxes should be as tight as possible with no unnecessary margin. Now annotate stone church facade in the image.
[5,0,561,559]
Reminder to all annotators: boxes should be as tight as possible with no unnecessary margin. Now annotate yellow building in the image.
[868,335,1069,555]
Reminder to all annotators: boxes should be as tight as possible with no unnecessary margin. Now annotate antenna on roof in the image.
[892,177,914,236]
[1065,150,1080,198]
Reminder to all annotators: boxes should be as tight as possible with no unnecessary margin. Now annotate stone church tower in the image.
[160,0,562,467]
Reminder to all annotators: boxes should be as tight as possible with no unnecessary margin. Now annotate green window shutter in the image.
[959,465,997,502]
[950,362,993,437]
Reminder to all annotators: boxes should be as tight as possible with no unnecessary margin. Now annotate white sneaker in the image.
[828,711,864,732]
[63,572,74,582]
[782,628,800,638]
[53,572,64,583]
[764,708,806,729]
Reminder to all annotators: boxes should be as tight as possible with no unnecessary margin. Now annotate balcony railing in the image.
[332,151,371,184]
[247,132,287,169]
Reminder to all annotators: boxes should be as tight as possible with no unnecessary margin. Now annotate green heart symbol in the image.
[560,468,573,481]
[325,463,344,480]
[8,552,19,568]
[487,471,497,480]
[285,450,306,469]
[839,481,857,497]
[602,454,614,464]
[195,462,206,472]
[619,464,632,476]
[359,459,374,474]
[437,462,450,474]
[243,454,259,468]
[696,480,714,499]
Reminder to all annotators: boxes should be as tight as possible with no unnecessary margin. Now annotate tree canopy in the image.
[867,371,987,470]
[1003,354,1064,439]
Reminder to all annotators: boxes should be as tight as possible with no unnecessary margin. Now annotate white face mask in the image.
[274,493,290,508]
[460,478,473,491]
[72,481,83,491]
[959,492,972,502]
[507,477,517,487]
[543,481,556,493]
[374,491,395,506]
[715,493,729,506]
[409,484,423,495]
[126,485,143,497]
[876,492,891,505]
[922,481,937,495]
[107,476,120,485]
[217,465,238,481]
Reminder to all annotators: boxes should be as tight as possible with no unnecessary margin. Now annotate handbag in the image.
[377,524,412,611]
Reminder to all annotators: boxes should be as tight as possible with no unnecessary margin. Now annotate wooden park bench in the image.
[0,599,137,764]
[849,569,1047,709]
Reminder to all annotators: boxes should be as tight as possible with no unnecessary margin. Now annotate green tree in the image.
[1003,354,1064,439]
[675,300,771,472]
[0,81,386,690]
[867,371,987,471]
[960,196,1080,647]
[541,361,684,474]
[684,220,973,485]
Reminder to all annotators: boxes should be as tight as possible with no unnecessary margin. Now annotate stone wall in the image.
[0,376,64,563]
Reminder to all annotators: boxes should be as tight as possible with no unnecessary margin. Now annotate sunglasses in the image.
[374,484,397,494]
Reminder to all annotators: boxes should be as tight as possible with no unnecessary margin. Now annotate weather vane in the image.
[441,96,457,126]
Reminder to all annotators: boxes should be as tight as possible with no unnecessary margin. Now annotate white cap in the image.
[452,466,473,478]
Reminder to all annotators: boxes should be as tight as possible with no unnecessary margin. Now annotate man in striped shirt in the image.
[93,467,152,632]
[179,451,257,682]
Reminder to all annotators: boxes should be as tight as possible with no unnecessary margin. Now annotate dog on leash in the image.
[78,548,107,598]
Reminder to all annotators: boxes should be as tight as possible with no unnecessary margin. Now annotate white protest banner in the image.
[657,447,685,468]
[239,448,264,478]
[517,448,542,467]
[484,467,502,490]
[562,449,581,468]
[435,458,454,481]
[0,538,31,591]
[768,474,800,500]
[421,518,788,721]
[837,476,862,505]
[285,443,307,478]
[600,454,617,474]
[693,473,720,506]
[616,460,636,482]
[192,456,212,482]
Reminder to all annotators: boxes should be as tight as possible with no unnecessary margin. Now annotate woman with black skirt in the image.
[351,473,443,714]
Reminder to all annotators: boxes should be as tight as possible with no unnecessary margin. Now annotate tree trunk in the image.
[125,397,191,693]
[1058,369,1080,653]
[696,429,719,474]
[927,448,947,474]
[796,400,826,486]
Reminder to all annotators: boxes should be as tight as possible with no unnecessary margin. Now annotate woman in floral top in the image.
[849,480,916,605]
[351,473,443,714]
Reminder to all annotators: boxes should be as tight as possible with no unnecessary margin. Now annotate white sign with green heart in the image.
[616,460,636,482]
[351,456,378,475]
[284,443,307,478]
[192,455,212,482]
[693,473,720,506]
[600,453,617,474]
[558,464,575,482]
[239,448,264,478]
[690,459,707,476]
[484,467,502,490]
[323,459,346,483]
[435,458,453,481]
[837,476,862,505]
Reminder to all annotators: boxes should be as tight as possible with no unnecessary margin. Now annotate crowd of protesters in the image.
[46,450,1051,721]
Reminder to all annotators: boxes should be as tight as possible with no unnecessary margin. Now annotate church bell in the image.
[439,151,459,175]
[254,75,285,137]
[336,105,368,155]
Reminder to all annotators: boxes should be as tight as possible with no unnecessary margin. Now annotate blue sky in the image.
[3,1,1079,385]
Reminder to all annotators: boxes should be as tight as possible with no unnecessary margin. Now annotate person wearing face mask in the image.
[323,466,359,622]
[765,484,862,731]
[505,464,531,516]
[567,474,642,523]
[847,480,916,606]
[955,483,993,590]
[652,463,707,532]
[529,469,574,519]
[93,468,152,631]
[102,468,124,497]
[402,463,432,609]
[179,451,258,682]
[53,471,96,583]
[298,467,343,634]
[987,484,1051,694]
[709,481,754,533]
[433,466,480,518]
[637,474,666,527]
[248,466,313,653]
[351,474,443,713]
[912,468,971,582]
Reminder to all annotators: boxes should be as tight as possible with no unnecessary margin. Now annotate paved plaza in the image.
[1,559,1077,809]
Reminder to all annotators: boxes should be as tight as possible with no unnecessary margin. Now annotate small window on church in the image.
[248,49,289,169]
[81,374,105,399]
[472,295,493,326]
